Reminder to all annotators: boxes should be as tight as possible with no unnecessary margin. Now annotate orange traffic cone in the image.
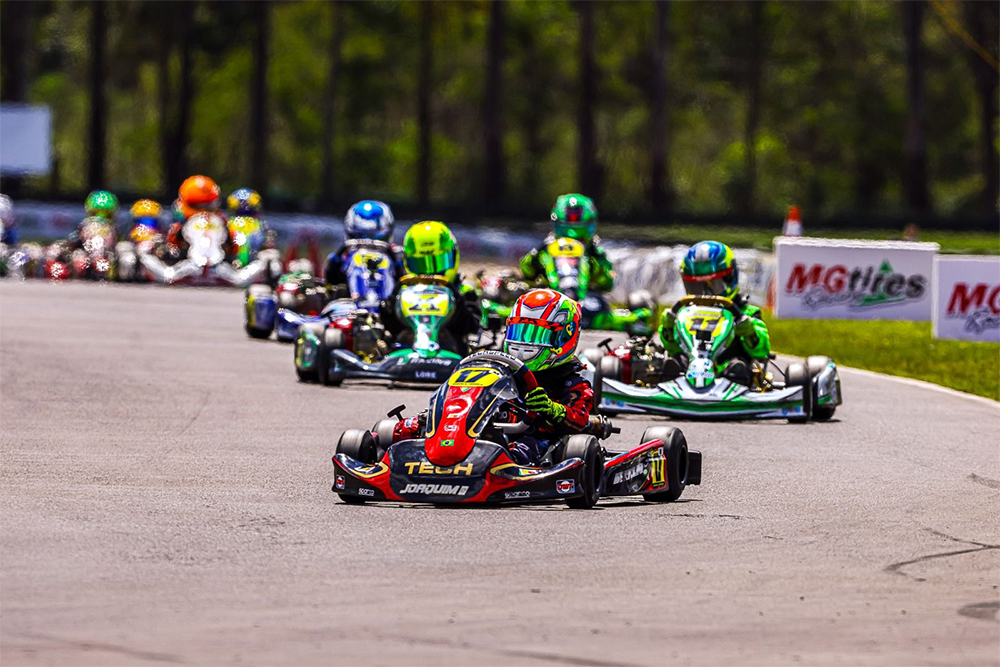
[782,205,802,237]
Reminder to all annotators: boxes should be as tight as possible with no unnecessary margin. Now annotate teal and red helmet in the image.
[551,193,597,244]
[681,241,739,299]
[503,288,582,372]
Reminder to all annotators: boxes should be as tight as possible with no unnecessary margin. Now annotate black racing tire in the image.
[277,291,297,311]
[371,418,399,457]
[807,356,837,421]
[246,326,271,340]
[600,355,623,382]
[560,434,604,509]
[245,285,274,339]
[785,361,813,423]
[336,429,378,504]
[582,348,604,368]
[592,357,605,414]
[640,426,690,502]
[319,328,345,387]
[294,323,326,383]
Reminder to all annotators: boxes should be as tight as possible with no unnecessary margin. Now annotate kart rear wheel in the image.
[785,362,813,423]
[294,323,325,383]
[807,356,837,421]
[560,435,604,509]
[245,285,274,339]
[371,418,398,457]
[600,355,623,382]
[336,429,379,505]
[277,291,297,311]
[319,328,345,387]
[640,426,690,503]
[582,348,604,368]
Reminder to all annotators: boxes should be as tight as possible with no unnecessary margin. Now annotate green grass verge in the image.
[602,224,1000,255]
[766,311,1000,401]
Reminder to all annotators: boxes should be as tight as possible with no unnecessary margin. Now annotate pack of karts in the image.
[582,295,842,422]
[332,352,702,507]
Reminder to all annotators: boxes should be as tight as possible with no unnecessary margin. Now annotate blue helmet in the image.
[681,240,740,299]
[345,200,394,242]
[227,188,262,217]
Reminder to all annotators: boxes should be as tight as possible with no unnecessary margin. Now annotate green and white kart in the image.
[584,295,842,422]
[295,274,473,386]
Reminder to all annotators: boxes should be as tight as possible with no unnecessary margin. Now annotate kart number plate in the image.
[401,293,450,317]
[448,367,501,388]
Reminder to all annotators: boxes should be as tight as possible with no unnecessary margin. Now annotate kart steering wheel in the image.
[461,351,540,427]
[671,294,743,319]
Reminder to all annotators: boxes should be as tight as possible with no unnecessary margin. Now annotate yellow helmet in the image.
[130,199,162,220]
[402,221,459,283]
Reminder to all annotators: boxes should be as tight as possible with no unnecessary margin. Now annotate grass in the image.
[602,224,1000,255]
[765,311,1000,401]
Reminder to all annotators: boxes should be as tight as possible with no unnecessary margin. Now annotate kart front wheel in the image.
[319,328,345,387]
[600,355,623,382]
[640,426,692,503]
[582,348,604,368]
[336,429,379,505]
[560,435,604,509]
[785,362,813,423]
[807,356,837,421]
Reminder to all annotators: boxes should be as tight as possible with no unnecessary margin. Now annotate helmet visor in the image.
[405,251,455,276]
[504,321,556,346]
[554,222,595,242]
[682,266,734,297]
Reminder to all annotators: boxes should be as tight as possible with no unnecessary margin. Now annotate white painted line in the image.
[837,365,1000,409]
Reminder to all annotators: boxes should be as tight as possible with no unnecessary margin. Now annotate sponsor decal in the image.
[556,479,576,494]
[649,448,666,488]
[441,439,455,447]
[335,475,346,489]
[612,462,645,485]
[415,371,437,380]
[443,424,459,432]
[401,483,470,496]
[449,367,502,388]
[358,487,375,497]
[404,461,474,476]
[945,282,1000,335]
[504,490,531,500]
[785,260,926,311]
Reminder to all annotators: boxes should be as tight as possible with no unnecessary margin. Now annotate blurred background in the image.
[0,0,997,230]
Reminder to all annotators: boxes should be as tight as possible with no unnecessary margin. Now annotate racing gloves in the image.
[734,315,758,344]
[524,387,567,424]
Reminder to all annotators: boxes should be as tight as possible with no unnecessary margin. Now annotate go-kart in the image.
[583,295,842,422]
[139,213,279,287]
[332,351,702,507]
[295,274,490,386]
[245,240,396,341]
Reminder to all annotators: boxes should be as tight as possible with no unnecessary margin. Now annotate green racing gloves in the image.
[734,315,758,342]
[524,387,567,424]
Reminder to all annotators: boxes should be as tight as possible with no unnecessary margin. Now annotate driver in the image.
[519,194,615,293]
[166,175,223,257]
[70,190,119,249]
[323,200,404,289]
[379,221,480,356]
[657,241,771,384]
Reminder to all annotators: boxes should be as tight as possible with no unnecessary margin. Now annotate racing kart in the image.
[245,240,395,341]
[139,213,280,287]
[332,351,702,507]
[583,295,842,422]
[294,274,492,386]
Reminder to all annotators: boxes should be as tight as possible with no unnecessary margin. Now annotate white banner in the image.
[774,237,938,321]
[932,256,1000,342]
[0,105,52,175]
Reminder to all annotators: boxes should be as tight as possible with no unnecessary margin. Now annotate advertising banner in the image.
[774,238,938,321]
[932,256,1000,342]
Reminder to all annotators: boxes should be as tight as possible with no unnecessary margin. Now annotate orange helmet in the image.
[178,175,221,219]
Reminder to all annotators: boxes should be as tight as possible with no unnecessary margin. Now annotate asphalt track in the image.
[1,280,998,666]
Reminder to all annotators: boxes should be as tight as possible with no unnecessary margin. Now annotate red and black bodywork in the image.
[332,351,702,507]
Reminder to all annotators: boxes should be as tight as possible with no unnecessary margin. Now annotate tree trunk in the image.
[417,2,433,206]
[163,1,195,194]
[88,0,108,190]
[963,1,999,212]
[158,6,174,195]
[577,1,597,197]
[650,0,670,215]
[251,2,270,191]
[0,1,34,196]
[902,1,930,212]
[742,0,763,215]
[320,3,345,207]
[483,0,505,205]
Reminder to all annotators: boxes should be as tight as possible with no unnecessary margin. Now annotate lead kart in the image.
[332,351,702,507]
[583,295,842,422]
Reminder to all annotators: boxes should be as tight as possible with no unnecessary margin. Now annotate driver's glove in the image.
[524,387,567,423]
[661,310,677,333]
[735,315,758,343]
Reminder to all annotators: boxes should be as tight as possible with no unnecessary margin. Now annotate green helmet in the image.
[85,190,119,219]
[403,221,459,283]
[680,240,740,300]
[551,193,597,243]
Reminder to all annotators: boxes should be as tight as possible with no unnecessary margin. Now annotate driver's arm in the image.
[656,310,684,356]
[738,306,771,361]
[519,247,542,281]
[588,245,615,292]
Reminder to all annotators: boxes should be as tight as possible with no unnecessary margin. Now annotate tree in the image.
[902,0,930,212]
[251,1,270,192]
[577,0,598,197]
[483,0,505,205]
[159,1,196,193]
[320,3,345,206]
[417,2,433,205]
[650,0,671,215]
[741,0,764,215]
[88,0,107,190]
[963,1,999,212]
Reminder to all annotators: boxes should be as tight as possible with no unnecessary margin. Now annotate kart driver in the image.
[379,220,481,356]
[71,191,119,247]
[166,175,224,257]
[519,193,615,293]
[391,288,593,467]
[323,200,404,289]
[656,240,771,384]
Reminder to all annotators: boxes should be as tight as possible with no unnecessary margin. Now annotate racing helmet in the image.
[85,190,119,219]
[402,221,459,282]
[680,240,740,299]
[345,200,394,242]
[227,188,262,217]
[178,175,221,219]
[129,199,162,230]
[551,193,597,244]
[503,288,582,372]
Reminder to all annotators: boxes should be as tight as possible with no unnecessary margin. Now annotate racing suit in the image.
[519,234,615,293]
[391,359,594,467]
[378,275,482,356]
[323,241,405,291]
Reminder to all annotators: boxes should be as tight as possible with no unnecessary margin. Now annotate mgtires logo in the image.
[785,260,926,310]
[946,282,1000,334]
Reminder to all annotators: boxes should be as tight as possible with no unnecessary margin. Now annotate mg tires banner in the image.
[932,256,1000,342]
[774,238,938,321]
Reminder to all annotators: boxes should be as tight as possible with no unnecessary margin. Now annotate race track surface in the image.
[2,281,998,666]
